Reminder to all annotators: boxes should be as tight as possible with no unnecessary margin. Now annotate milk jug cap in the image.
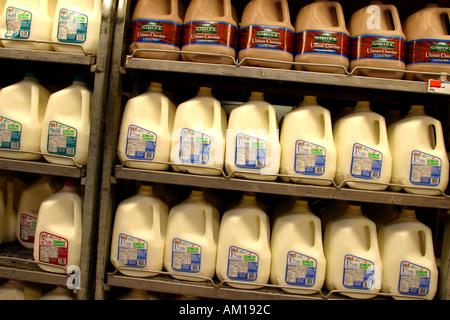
[190,189,204,197]
[242,192,256,202]
[63,180,78,188]
[24,72,38,80]
[139,184,153,192]
[149,82,163,92]
[400,207,416,217]
[295,199,309,206]
[355,101,371,111]
[304,96,317,102]
[250,92,264,101]
[198,87,212,96]
[348,204,362,211]
[409,105,425,113]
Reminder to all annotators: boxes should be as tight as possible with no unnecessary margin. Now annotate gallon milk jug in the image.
[164,189,219,282]
[0,279,42,300]
[294,0,350,74]
[110,184,168,278]
[170,87,227,176]
[15,175,59,249]
[348,1,406,79]
[333,101,392,191]
[403,4,450,81]
[129,0,185,60]
[38,286,74,300]
[181,0,238,65]
[378,207,438,300]
[0,74,50,161]
[0,172,26,243]
[280,96,336,186]
[118,83,176,171]
[33,181,82,274]
[270,199,326,295]
[40,78,92,167]
[323,203,383,299]
[225,92,280,181]
[239,0,294,69]
[51,0,102,56]
[388,105,449,195]
[0,0,55,51]
[216,193,271,289]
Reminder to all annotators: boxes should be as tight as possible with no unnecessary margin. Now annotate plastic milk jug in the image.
[403,4,450,81]
[0,172,26,243]
[333,101,392,191]
[40,78,92,166]
[225,92,280,181]
[0,184,5,245]
[129,0,185,60]
[378,207,438,300]
[110,184,168,278]
[388,105,448,195]
[51,0,102,56]
[323,203,383,299]
[164,189,220,281]
[33,181,83,274]
[117,83,176,172]
[0,74,50,161]
[216,193,271,289]
[181,0,238,65]
[0,0,55,51]
[38,286,74,300]
[348,1,406,79]
[170,87,227,176]
[16,176,59,249]
[280,96,336,186]
[239,0,294,69]
[294,0,350,74]
[270,199,326,295]
[0,279,42,300]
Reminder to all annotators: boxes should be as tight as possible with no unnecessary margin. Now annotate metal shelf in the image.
[0,47,96,66]
[0,158,85,179]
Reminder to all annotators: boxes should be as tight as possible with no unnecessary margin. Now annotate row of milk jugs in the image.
[118,83,449,196]
[132,0,450,80]
[0,74,91,166]
[0,173,83,275]
[0,0,102,56]
[110,186,438,300]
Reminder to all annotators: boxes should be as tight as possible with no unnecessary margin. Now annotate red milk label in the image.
[407,39,450,65]
[240,25,294,53]
[182,21,237,49]
[351,35,406,62]
[130,19,182,48]
[296,30,350,58]
[38,232,69,267]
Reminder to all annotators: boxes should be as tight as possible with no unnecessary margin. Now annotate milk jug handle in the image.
[160,96,170,131]
[170,0,178,16]
[377,119,389,146]
[31,85,40,120]
[224,0,232,18]
[81,90,92,121]
[430,122,446,150]
[213,100,222,129]
[332,2,346,28]
[152,202,161,234]
[266,104,277,132]
[280,0,291,23]
[389,6,402,31]
[203,206,213,238]
[257,213,268,242]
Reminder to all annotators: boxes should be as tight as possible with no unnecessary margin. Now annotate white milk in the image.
[216,193,271,289]
[280,96,336,186]
[38,286,74,300]
[40,78,92,166]
[270,199,326,295]
[110,184,168,278]
[0,172,26,243]
[170,87,227,176]
[378,207,438,300]
[0,0,55,51]
[333,101,392,191]
[164,189,219,281]
[225,92,280,181]
[16,175,60,249]
[51,0,102,56]
[388,105,449,195]
[0,74,50,161]
[323,203,383,299]
[118,82,176,171]
[0,279,42,300]
[33,181,83,274]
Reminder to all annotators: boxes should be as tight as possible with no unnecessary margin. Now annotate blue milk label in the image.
[235,133,266,169]
[47,121,77,157]
[285,251,317,287]
[343,255,376,290]
[125,125,157,161]
[0,117,21,150]
[410,151,442,187]
[57,9,88,44]
[227,246,259,282]
[5,7,32,39]
[351,143,382,179]
[117,233,148,268]
[171,238,201,273]
[179,128,211,165]
[398,261,431,297]
[294,140,326,176]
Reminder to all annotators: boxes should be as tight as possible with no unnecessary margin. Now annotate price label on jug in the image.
[57,9,88,44]
[38,232,69,267]
[4,7,32,39]
[351,143,383,180]
[410,150,442,186]
[285,251,317,287]
[399,261,431,297]
[343,254,376,290]
[125,125,157,161]
[47,121,77,157]
[235,134,266,169]
[0,117,21,150]
[117,233,148,268]
[294,140,326,176]
[227,246,259,282]
[171,238,202,273]
[179,128,211,165]
[19,213,37,244]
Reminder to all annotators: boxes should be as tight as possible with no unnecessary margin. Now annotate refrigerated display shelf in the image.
[0,158,86,179]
